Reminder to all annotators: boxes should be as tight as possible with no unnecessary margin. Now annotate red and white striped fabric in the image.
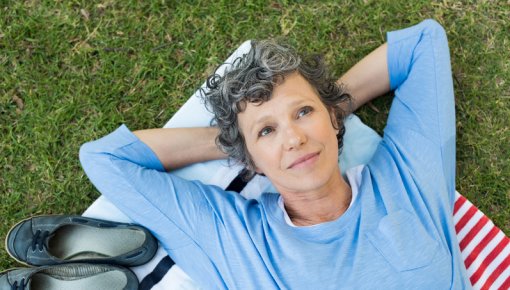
[454,192,510,289]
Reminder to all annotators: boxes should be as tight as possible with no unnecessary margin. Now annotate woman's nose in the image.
[283,125,306,150]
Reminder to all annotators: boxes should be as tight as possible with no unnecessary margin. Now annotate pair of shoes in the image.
[2,215,159,290]
[0,263,138,290]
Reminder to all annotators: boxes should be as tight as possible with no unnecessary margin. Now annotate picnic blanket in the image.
[83,41,509,290]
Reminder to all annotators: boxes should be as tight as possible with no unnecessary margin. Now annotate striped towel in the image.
[83,40,509,289]
[454,193,510,289]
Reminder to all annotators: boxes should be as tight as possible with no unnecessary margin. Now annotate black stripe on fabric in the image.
[139,256,176,290]
[225,173,248,193]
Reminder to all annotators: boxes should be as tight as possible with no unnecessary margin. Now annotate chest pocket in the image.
[366,210,440,272]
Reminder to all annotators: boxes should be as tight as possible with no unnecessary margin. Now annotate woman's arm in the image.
[133,127,227,171]
[337,43,390,113]
[79,125,232,251]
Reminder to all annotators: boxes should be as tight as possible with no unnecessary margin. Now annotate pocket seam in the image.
[365,209,440,272]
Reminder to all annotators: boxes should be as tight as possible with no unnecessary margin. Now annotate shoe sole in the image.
[1,265,139,290]
[5,215,56,267]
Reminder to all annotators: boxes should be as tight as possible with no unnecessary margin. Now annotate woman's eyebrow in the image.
[250,115,272,134]
[249,98,310,133]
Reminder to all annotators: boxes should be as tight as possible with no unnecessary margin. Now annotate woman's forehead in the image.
[238,74,323,129]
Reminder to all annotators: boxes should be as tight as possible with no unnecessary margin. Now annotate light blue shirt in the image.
[80,19,471,289]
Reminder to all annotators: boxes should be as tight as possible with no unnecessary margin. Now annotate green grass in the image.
[0,0,508,270]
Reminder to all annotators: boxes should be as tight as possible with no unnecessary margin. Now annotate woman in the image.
[80,19,472,289]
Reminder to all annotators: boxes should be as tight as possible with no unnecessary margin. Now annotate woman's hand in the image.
[133,127,227,171]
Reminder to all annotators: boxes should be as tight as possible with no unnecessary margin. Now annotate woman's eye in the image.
[258,127,273,137]
[297,106,313,118]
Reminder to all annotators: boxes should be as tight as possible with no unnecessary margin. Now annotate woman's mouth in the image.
[288,152,320,169]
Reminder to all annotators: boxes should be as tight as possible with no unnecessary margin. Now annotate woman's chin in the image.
[276,171,340,195]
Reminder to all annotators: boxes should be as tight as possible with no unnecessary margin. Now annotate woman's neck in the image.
[280,172,352,226]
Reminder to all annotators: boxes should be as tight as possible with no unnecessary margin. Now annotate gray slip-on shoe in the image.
[0,263,138,290]
[6,215,158,267]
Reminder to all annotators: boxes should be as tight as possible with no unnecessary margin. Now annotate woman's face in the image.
[238,72,341,194]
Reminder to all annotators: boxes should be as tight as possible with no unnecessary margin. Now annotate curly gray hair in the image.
[202,40,351,180]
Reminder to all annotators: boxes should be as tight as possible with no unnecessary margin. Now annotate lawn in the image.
[0,0,508,270]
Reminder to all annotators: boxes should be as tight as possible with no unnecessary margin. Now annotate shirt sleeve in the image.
[79,124,242,250]
[383,19,456,207]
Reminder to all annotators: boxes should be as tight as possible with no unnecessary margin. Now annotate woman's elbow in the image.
[79,141,100,172]
[420,19,447,40]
